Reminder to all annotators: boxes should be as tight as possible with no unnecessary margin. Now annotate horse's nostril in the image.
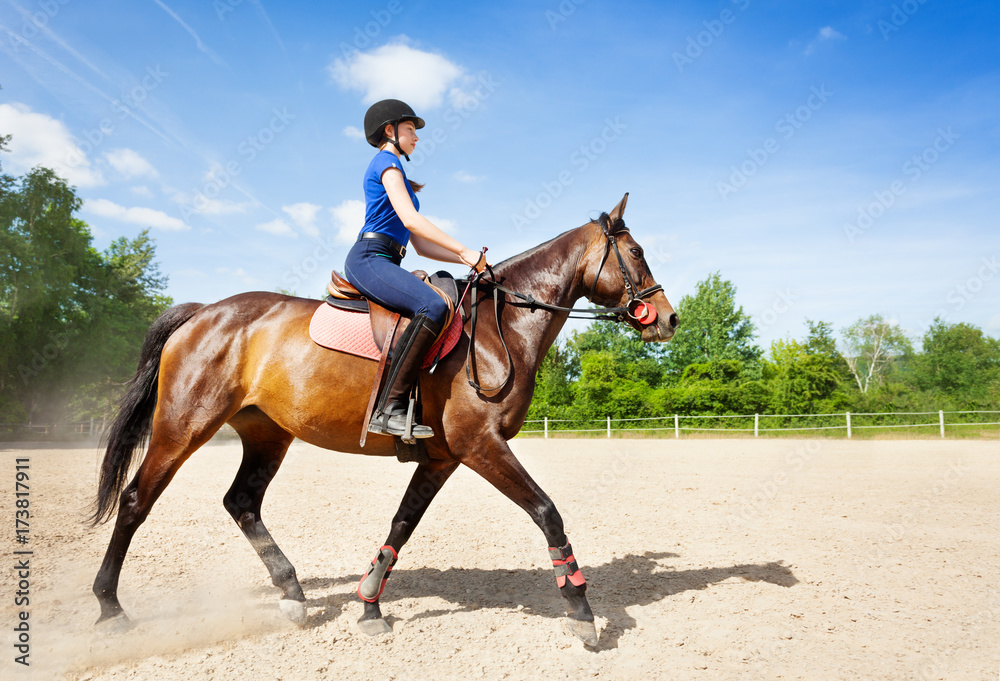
[669,313,679,329]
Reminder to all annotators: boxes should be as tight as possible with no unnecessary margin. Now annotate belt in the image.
[360,232,406,259]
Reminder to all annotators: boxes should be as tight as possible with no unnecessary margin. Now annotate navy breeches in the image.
[344,237,449,330]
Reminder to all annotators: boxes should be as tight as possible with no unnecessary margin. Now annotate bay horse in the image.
[90,193,678,647]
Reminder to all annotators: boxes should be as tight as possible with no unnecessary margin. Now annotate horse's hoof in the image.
[357,617,392,636]
[278,599,307,625]
[96,612,131,633]
[565,617,598,648]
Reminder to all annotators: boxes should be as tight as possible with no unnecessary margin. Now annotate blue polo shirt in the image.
[361,150,419,248]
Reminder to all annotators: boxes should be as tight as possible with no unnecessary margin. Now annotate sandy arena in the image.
[1,438,997,680]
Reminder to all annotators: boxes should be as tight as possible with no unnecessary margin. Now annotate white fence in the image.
[521,410,1000,438]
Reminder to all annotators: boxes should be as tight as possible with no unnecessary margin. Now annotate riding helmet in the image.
[363,99,425,147]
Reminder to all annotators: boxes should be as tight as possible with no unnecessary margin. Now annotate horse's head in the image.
[580,193,679,342]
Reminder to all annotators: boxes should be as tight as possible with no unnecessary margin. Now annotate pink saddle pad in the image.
[308,303,463,369]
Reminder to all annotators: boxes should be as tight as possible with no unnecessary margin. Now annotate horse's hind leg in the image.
[223,410,305,623]
[93,418,228,626]
[357,461,458,635]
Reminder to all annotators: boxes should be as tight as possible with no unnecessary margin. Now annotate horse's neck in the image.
[491,225,594,375]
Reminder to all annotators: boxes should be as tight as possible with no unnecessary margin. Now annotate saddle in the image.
[323,269,461,462]
[326,270,459,352]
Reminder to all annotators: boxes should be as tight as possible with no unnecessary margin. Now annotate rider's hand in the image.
[461,248,490,274]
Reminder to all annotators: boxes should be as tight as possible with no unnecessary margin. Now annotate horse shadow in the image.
[294,552,798,649]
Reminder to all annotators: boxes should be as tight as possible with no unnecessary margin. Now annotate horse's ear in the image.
[608,192,629,222]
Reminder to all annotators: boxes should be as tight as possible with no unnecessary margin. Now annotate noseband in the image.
[586,216,663,324]
[461,215,664,395]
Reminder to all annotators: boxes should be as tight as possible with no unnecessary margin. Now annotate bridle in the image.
[460,214,663,395]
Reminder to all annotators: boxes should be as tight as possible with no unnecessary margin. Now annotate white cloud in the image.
[105,148,158,179]
[804,26,847,55]
[84,198,190,231]
[130,185,154,198]
[423,214,457,235]
[167,189,255,216]
[215,266,258,286]
[331,199,365,244]
[343,125,365,140]
[0,103,104,187]
[256,218,296,237]
[282,202,322,237]
[329,40,464,110]
[454,170,485,183]
[195,198,255,215]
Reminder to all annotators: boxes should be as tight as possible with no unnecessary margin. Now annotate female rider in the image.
[345,99,489,440]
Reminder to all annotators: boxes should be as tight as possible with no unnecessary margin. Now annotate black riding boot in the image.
[368,314,441,439]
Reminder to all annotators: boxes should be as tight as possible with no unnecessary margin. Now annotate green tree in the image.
[658,359,769,416]
[765,338,842,415]
[525,341,575,422]
[0,166,97,421]
[840,314,913,394]
[565,319,664,387]
[0,151,172,423]
[69,231,172,420]
[910,319,1000,402]
[662,272,761,376]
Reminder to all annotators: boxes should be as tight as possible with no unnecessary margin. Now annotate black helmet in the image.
[363,99,425,148]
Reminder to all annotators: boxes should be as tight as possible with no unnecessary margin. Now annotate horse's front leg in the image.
[356,460,458,635]
[462,438,597,647]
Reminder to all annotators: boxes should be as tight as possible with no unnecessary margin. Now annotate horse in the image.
[90,193,678,647]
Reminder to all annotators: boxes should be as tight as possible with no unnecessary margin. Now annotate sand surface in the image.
[1,438,998,680]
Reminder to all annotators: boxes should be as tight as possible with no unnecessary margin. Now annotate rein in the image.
[462,220,663,395]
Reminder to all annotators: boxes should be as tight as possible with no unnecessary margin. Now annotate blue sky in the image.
[1,0,997,350]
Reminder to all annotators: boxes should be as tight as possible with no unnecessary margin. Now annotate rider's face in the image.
[386,120,418,154]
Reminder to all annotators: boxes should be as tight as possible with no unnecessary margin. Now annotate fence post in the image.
[846,412,852,439]
[754,413,759,438]
[544,417,548,439]
[607,416,611,438]
[939,410,945,438]
[674,414,679,439]
[89,418,94,436]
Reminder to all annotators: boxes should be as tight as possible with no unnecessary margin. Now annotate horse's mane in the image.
[494,212,625,275]
[597,212,627,235]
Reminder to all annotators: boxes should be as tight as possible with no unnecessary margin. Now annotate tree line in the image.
[528,273,1000,427]
[1,137,171,426]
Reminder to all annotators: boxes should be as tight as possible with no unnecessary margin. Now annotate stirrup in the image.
[368,399,434,440]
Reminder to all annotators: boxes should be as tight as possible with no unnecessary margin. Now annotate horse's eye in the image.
[630,247,643,258]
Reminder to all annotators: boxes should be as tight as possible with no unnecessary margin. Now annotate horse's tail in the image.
[90,302,204,526]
